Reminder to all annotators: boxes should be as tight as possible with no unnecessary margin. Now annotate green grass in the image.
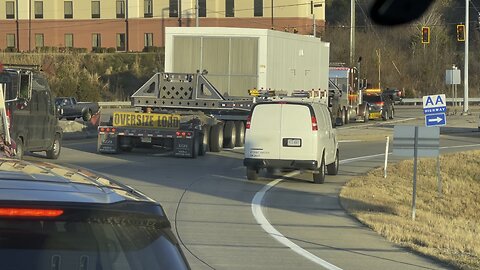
[340,151,480,270]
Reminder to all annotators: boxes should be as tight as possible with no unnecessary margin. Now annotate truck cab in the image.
[0,65,63,159]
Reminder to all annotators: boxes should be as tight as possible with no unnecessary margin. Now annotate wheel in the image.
[192,135,200,158]
[313,153,326,184]
[118,136,133,152]
[209,123,224,152]
[339,108,345,126]
[382,110,388,121]
[15,136,24,160]
[200,126,210,155]
[66,117,76,121]
[327,149,339,175]
[246,167,258,181]
[223,121,237,149]
[46,134,62,159]
[345,108,350,124]
[364,107,370,123]
[234,121,245,147]
[83,110,92,121]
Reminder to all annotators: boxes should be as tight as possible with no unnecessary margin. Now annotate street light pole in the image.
[271,0,274,29]
[464,0,469,113]
[350,0,355,65]
[196,0,199,27]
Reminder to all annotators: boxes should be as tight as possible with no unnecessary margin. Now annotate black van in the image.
[0,65,62,159]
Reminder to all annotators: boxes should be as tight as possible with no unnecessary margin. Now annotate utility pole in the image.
[350,0,355,65]
[271,0,274,29]
[196,0,199,27]
[178,0,182,26]
[464,0,469,113]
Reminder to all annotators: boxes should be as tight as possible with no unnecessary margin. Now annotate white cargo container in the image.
[165,27,330,99]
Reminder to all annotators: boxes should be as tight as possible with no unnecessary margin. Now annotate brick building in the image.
[0,0,325,52]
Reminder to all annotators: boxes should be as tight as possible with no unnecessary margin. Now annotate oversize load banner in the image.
[112,112,180,129]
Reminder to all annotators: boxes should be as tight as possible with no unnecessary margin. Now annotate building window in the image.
[35,34,44,48]
[169,0,178,17]
[254,0,263,17]
[116,33,126,51]
[64,1,73,19]
[34,1,43,19]
[65,34,73,48]
[92,33,101,48]
[144,0,153,18]
[6,34,16,48]
[6,1,15,19]
[116,0,125,18]
[144,33,153,47]
[225,0,234,17]
[92,1,100,18]
[199,0,206,17]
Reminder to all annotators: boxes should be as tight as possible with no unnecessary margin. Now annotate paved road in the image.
[28,107,480,269]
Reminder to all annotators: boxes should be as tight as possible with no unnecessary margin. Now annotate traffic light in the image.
[421,27,430,44]
[457,24,465,41]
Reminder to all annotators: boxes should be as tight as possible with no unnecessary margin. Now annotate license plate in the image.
[141,137,152,143]
[284,138,301,147]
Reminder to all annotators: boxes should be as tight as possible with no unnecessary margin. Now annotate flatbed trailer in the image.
[97,72,253,157]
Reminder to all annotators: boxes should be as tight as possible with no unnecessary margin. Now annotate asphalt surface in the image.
[29,106,480,270]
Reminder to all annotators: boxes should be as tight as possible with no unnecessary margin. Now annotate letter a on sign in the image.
[423,94,446,109]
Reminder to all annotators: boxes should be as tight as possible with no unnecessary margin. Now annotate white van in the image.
[243,99,339,184]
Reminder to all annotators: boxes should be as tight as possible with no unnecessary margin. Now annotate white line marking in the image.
[251,171,343,270]
[338,117,417,130]
[338,140,361,143]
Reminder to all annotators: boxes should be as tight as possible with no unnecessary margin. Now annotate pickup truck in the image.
[55,97,99,121]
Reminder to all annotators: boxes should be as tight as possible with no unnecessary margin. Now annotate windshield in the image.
[363,95,382,103]
[0,214,189,270]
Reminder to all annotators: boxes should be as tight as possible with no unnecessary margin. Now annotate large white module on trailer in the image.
[165,27,330,103]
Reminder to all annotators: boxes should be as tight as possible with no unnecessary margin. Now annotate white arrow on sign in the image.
[428,117,443,123]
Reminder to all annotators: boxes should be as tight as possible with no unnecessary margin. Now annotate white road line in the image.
[250,142,480,269]
[338,117,417,130]
[251,171,342,270]
[338,140,361,143]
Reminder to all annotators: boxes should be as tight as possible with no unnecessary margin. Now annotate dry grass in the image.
[340,151,480,270]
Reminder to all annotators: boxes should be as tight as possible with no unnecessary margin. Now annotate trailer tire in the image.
[345,108,350,124]
[246,167,258,181]
[192,135,200,158]
[209,123,224,152]
[339,108,345,126]
[223,121,237,149]
[234,121,245,147]
[201,125,211,153]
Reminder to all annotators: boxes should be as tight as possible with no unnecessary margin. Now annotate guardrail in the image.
[98,101,131,108]
[401,98,480,106]
[98,98,480,108]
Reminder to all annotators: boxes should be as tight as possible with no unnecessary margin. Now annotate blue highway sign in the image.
[423,94,446,115]
[425,113,446,127]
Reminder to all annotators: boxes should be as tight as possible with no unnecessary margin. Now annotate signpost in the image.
[423,94,447,127]
[393,126,440,221]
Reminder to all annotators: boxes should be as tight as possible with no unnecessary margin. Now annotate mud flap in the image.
[97,132,119,153]
[174,137,194,157]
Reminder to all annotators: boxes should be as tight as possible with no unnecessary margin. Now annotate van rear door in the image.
[280,104,314,160]
[246,103,282,160]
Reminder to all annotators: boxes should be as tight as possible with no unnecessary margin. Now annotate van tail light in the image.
[375,101,384,107]
[311,117,318,131]
[0,208,64,217]
[246,114,252,129]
